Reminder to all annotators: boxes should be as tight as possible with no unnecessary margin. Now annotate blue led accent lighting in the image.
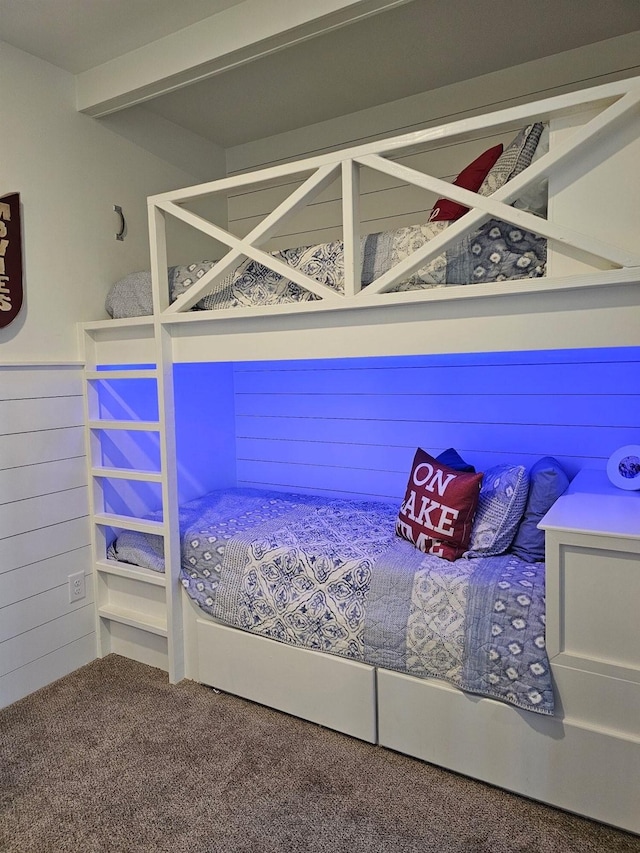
[235,346,640,372]
[96,348,639,504]
[225,346,640,499]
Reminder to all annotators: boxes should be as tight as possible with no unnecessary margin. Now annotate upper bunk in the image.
[81,76,640,366]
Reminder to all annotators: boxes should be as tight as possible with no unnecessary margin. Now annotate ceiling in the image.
[0,0,247,72]
[2,0,640,148]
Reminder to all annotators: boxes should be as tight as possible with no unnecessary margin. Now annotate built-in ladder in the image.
[81,332,183,681]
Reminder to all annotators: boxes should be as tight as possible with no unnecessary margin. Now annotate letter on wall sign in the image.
[0,193,23,327]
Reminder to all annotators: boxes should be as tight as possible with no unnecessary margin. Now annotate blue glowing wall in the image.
[231,347,639,500]
[97,347,639,508]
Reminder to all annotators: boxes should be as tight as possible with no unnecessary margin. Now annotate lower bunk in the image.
[107,465,640,835]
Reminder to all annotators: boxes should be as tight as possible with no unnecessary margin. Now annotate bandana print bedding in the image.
[111,487,554,715]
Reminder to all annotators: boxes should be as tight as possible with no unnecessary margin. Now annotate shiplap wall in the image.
[232,348,640,501]
[0,365,93,709]
[225,34,640,253]
[226,128,519,251]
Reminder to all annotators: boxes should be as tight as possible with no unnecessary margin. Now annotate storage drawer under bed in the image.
[192,614,377,743]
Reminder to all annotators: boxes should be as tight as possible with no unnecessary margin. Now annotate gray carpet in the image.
[1,655,638,853]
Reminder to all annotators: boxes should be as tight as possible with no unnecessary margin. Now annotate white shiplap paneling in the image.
[232,349,640,500]
[0,366,94,709]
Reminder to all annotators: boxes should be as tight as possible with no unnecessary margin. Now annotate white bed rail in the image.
[147,77,640,319]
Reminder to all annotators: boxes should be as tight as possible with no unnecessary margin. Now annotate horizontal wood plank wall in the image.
[226,129,518,250]
[233,348,640,501]
[0,365,93,709]
[225,35,640,252]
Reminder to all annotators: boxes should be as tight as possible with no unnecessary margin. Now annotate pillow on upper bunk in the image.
[443,120,548,287]
[169,261,215,302]
[510,457,570,563]
[396,448,483,561]
[105,270,154,318]
[104,262,232,317]
[428,122,545,225]
[429,143,503,222]
[465,463,529,557]
[169,260,242,311]
[477,122,545,199]
[512,124,549,218]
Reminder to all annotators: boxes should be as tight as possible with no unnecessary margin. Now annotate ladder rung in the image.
[94,513,164,535]
[98,604,167,636]
[96,558,166,586]
[88,419,160,432]
[91,467,162,483]
[86,369,157,380]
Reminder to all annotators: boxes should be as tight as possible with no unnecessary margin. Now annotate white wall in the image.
[0,42,224,708]
[0,40,226,362]
[0,366,93,707]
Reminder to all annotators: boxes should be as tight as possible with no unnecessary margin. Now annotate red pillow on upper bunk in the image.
[396,448,483,561]
[429,143,504,222]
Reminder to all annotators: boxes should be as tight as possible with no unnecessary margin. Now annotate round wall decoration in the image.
[606,445,640,491]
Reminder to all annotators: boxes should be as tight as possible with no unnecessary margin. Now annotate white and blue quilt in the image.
[111,488,553,715]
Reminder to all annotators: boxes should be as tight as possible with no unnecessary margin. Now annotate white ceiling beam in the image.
[76,0,411,118]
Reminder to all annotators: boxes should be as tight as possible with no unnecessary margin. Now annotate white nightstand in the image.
[539,467,640,731]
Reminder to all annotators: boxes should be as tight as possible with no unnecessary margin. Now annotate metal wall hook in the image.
[114,205,126,241]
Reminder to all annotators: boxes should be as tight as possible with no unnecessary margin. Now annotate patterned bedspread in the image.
[169,218,546,312]
[105,219,546,318]
[110,488,553,715]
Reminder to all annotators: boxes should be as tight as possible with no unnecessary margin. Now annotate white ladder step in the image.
[86,369,158,380]
[96,558,166,586]
[94,513,164,535]
[98,604,167,636]
[91,466,162,483]
[88,419,160,431]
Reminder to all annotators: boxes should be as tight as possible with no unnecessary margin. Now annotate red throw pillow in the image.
[429,143,503,222]
[396,448,483,561]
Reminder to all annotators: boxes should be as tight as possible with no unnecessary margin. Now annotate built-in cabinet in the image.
[540,469,640,736]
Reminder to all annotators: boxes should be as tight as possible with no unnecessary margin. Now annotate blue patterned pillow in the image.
[511,457,570,562]
[466,464,529,556]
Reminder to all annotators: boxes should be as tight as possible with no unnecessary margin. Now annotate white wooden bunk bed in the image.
[80,78,640,835]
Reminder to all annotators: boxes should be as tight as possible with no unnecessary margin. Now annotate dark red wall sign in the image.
[0,193,23,328]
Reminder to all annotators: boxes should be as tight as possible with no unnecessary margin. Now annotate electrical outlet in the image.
[68,571,86,603]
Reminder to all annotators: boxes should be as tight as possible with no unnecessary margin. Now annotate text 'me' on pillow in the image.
[396,448,483,561]
[429,144,504,222]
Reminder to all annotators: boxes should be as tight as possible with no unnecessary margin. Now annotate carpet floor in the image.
[1,655,639,853]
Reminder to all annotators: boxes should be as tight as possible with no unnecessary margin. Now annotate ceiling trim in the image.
[76,0,412,118]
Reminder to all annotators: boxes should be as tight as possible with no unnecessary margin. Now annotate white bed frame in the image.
[80,78,640,834]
